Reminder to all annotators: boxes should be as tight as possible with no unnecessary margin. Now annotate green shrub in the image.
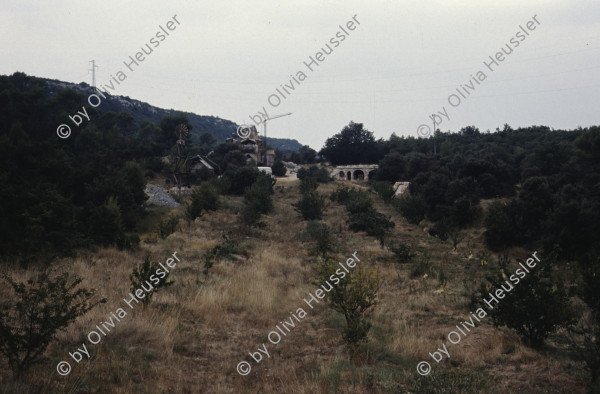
[240,202,264,227]
[89,195,125,246]
[293,190,327,220]
[483,200,524,251]
[306,221,335,256]
[389,241,415,263]
[297,165,331,183]
[189,166,215,184]
[449,196,481,228]
[271,160,287,177]
[428,218,453,241]
[299,177,318,194]
[129,255,173,306]
[412,368,492,393]
[395,195,428,224]
[244,174,274,215]
[0,270,104,378]
[344,192,374,215]
[202,236,241,275]
[474,259,574,348]
[156,215,180,239]
[222,166,261,195]
[318,259,380,351]
[371,181,395,203]
[348,210,394,246]
[185,182,220,221]
[240,174,275,227]
[314,167,332,183]
[330,185,356,203]
[410,254,434,278]
[116,232,140,250]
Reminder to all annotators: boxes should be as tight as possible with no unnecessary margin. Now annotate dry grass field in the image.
[0,179,586,393]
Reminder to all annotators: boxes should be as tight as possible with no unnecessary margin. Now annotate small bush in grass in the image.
[156,215,180,239]
[330,185,355,203]
[240,174,274,227]
[293,190,327,220]
[203,235,241,274]
[297,165,331,183]
[271,160,287,177]
[371,181,395,203]
[306,221,335,256]
[410,254,434,278]
[348,210,394,246]
[395,194,428,224]
[345,192,374,215]
[185,182,220,221]
[412,368,492,393]
[299,177,318,194]
[428,219,453,241]
[221,166,261,195]
[244,174,274,214]
[314,167,332,183]
[474,259,575,348]
[130,254,173,306]
[389,241,415,263]
[240,202,264,227]
[0,269,104,379]
[318,259,380,353]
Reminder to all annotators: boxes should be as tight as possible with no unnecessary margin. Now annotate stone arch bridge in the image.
[331,164,379,181]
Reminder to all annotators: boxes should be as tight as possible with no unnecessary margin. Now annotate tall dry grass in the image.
[0,178,587,393]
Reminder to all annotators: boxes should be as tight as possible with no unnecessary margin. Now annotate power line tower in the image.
[89,60,98,91]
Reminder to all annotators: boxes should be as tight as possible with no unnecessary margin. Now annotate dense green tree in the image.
[320,122,379,165]
[299,145,317,164]
[271,159,287,176]
[198,131,216,155]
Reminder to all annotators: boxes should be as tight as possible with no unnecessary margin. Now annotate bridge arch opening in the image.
[353,170,365,180]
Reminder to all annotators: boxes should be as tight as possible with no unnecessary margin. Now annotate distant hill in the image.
[41,76,303,151]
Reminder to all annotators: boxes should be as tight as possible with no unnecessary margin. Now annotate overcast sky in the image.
[2,0,599,150]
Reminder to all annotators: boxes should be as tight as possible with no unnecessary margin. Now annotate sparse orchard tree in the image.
[130,255,174,306]
[293,190,327,220]
[475,260,574,348]
[271,160,287,177]
[318,259,380,357]
[0,270,105,379]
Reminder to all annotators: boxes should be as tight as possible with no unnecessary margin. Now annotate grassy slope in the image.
[0,180,586,393]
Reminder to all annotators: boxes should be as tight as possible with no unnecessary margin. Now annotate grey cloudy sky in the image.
[2,0,599,149]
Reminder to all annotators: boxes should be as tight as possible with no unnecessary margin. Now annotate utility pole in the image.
[89,60,98,91]
[431,114,437,155]
[261,112,292,165]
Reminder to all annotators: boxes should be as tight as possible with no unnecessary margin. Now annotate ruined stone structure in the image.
[331,164,379,181]
[226,125,275,166]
